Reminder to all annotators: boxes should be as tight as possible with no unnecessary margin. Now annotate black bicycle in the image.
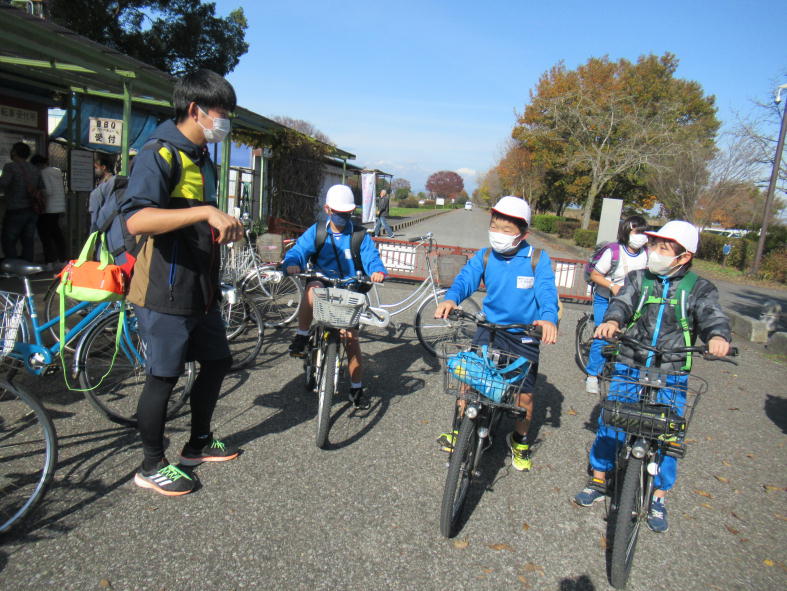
[575,311,594,373]
[294,270,383,449]
[438,309,541,537]
[599,333,737,588]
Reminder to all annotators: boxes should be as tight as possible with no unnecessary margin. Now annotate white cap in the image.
[325,184,356,212]
[492,196,531,225]
[645,220,699,253]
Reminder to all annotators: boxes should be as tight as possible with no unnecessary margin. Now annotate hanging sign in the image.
[89,117,123,146]
[0,105,38,128]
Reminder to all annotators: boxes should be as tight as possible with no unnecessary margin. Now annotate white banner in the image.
[361,171,376,223]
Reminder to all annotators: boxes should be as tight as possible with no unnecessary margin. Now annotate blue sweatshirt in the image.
[283,220,387,279]
[444,243,559,326]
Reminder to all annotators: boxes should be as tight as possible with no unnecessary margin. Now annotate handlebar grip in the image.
[729,347,739,357]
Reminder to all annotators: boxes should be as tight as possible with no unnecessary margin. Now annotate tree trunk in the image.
[581,179,601,229]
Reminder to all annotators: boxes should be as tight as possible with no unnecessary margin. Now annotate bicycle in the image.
[368,232,479,356]
[597,333,737,588]
[0,289,58,534]
[575,311,593,373]
[438,309,542,537]
[0,258,194,428]
[294,270,386,449]
[218,282,264,370]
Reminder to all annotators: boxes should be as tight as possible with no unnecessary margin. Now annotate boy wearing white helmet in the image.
[283,184,387,408]
[435,196,560,471]
[573,220,731,533]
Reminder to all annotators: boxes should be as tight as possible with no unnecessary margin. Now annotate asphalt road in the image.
[1,209,785,590]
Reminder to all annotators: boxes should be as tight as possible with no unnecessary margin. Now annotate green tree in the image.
[47,0,249,76]
[514,54,719,228]
[391,177,411,200]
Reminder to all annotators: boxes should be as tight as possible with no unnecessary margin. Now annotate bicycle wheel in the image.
[609,457,645,589]
[415,291,480,357]
[315,331,339,449]
[575,313,594,373]
[43,277,104,351]
[440,414,478,537]
[0,382,58,533]
[303,330,319,392]
[76,310,194,427]
[220,295,264,370]
[242,268,303,328]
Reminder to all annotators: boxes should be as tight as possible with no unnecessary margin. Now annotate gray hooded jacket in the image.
[604,268,731,371]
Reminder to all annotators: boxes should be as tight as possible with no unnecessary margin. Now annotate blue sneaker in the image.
[647,498,669,533]
[573,477,606,506]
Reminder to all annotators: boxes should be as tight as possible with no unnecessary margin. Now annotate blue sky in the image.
[216,0,786,194]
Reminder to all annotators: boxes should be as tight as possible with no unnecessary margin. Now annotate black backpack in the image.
[311,222,367,278]
[92,139,182,260]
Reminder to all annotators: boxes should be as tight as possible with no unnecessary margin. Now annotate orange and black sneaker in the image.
[134,461,195,496]
[178,438,239,467]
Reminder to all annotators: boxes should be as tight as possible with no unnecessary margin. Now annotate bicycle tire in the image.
[220,294,264,370]
[76,310,194,427]
[303,330,319,392]
[315,331,339,449]
[575,313,594,373]
[415,291,480,357]
[609,456,645,589]
[439,414,478,537]
[242,268,303,328]
[0,381,58,534]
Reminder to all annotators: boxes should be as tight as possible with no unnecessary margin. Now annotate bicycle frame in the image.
[9,277,138,375]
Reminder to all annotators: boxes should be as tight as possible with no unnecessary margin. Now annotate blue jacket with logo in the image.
[444,243,559,326]
[283,220,387,279]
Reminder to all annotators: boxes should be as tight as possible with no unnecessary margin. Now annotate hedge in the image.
[697,232,757,271]
[532,214,561,233]
[555,219,580,238]
[759,247,787,283]
[574,229,597,248]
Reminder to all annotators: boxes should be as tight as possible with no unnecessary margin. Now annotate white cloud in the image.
[455,167,477,177]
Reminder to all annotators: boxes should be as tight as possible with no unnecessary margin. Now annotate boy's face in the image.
[651,238,692,265]
[489,217,524,238]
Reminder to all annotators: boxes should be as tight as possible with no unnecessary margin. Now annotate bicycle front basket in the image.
[312,287,367,329]
[0,291,25,358]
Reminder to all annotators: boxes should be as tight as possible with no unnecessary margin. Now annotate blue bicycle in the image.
[1,259,194,427]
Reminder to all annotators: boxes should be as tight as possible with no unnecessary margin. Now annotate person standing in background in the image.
[88,153,116,230]
[373,189,394,238]
[0,142,42,262]
[31,154,67,265]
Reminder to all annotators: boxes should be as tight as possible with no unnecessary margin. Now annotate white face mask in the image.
[198,107,231,143]
[628,233,648,250]
[488,231,521,254]
[647,250,681,277]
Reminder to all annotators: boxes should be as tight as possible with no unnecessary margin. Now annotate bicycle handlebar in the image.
[447,308,542,340]
[611,332,738,364]
[292,270,374,289]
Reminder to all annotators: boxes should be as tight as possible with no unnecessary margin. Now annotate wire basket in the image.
[0,291,26,358]
[598,362,708,440]
[312,287,367,329]
[440,342,532,411]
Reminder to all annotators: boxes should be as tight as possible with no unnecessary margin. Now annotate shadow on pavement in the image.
[764,394,787,434]
[727,288,787,331]
[559,574,597,590]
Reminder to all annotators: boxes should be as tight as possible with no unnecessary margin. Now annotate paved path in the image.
[1,210,785,590]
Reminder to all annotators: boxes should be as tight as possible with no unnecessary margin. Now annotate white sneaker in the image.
[585,376,599,394]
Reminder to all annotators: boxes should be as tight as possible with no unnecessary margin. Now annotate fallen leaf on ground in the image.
[685,438,697,444]
[739,538,749,543]
[482,568,493,574]
[746,454,754,459]
[600,535,608,549]
[522,522,530,531]
[727,407,740,411]
[553,487,561,493]
[724,525,740,535]
[722,460,732,467]
[700,502,714,509]
[453,538,469,549]
[567,408,577,416]
[99,581,112,589]
[775,514,787,522]
[420,419,429,424]
[521,562,545,574]
[518,575,530,587]
[714,475,730,483]
[693,489,713,498]
[763,484,785,492]
[764,559,775,567]
[731,511,745,521]
[706,436,713,441]
[488,543,513,552]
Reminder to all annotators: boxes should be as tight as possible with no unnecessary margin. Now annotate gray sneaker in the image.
[573,477,606,506]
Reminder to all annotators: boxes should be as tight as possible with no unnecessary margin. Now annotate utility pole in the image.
[752,83,787,275]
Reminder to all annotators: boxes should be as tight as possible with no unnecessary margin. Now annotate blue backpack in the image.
[447,345,531,403]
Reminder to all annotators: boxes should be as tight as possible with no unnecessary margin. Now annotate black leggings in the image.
[137,356,232,471]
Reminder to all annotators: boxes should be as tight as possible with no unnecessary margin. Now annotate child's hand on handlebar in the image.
[434,300,458,319]
[594,321,620,339]
[533,320,558,344]
[708,336,731,357]
[286,265,302,275]
[370,272,385,283]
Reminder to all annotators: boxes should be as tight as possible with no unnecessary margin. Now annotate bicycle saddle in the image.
[1,259,46,276]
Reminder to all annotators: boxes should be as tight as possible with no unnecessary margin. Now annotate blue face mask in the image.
[330,213,350,228]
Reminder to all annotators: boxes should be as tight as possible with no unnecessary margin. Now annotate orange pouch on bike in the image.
[57,231,126,302]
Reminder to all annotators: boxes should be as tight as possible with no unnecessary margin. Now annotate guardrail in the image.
[372,237,591,302]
